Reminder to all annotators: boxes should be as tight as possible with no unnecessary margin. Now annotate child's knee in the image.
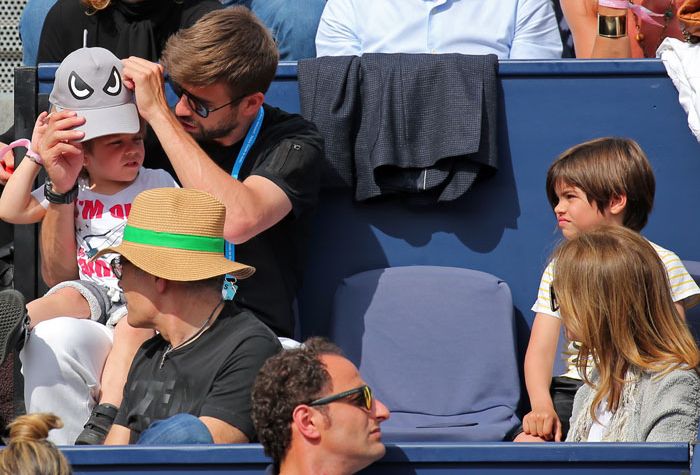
[27,287,91,324]
[50,286,89,308]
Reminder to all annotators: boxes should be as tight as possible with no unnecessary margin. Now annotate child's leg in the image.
[26,287,91,328]
[27,279,112,329]
[0,283,93,365]
[98,317,155,407]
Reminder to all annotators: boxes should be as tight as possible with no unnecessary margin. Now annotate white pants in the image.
[20,318,113,445]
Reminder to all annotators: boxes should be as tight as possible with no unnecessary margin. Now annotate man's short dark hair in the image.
[251,337,343,466]
[161,6,279,97]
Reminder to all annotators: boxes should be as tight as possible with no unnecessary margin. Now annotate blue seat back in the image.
[331,266,520,441]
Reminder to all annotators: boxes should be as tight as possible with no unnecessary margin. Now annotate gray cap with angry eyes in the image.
[49,47,140,142]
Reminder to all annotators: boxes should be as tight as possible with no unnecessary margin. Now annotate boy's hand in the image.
[0,111,52,185]
[522,405,562,441]
[31,111,50,152]
[37,111,85,194]
[514,432,550,442]
[121,57,169,123]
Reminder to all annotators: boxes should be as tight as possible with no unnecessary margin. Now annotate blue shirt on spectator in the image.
[316,0,563,59]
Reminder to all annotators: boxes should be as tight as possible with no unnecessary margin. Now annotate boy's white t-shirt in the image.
[531,240,700,379]
[32,167,178,293]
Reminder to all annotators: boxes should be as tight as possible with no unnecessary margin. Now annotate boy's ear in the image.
[608,194,627,216]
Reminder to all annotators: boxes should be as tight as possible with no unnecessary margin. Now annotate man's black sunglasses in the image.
[308,385,373,411]
[170,81,248,118]
[110,255,131,280]
[110,255,124,280]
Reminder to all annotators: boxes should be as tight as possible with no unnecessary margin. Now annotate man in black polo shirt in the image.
[100,188,280,444]
[120,7,323,338]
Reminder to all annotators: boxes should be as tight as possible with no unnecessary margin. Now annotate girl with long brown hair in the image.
[553,225,700,442]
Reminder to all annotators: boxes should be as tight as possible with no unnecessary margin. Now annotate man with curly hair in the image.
[252,338,390,475]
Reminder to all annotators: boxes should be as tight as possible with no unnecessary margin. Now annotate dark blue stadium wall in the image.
[266,61,700,368]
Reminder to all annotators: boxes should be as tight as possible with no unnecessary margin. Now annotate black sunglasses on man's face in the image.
[170,81,247,119]
[308,385,374,411]
[110,255,131,280]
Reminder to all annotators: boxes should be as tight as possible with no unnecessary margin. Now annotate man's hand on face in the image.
[37,111,85,194]
[121,57,170,123]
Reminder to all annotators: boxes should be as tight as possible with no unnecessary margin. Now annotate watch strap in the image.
[44,177,78,204]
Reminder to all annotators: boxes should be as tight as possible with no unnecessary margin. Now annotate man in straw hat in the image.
[95,187,280,444]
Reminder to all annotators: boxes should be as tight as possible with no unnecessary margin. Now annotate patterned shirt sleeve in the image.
[653,244,700,309]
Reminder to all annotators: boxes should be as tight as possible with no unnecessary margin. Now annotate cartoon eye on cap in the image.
[68,71,94,100]
[103,66,122,96]
[50,47,139,142]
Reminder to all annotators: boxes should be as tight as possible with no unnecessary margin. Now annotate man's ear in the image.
[241,92,264,117]
[291,405,322,441]
[608,194,627,216]
[154,276,168,294]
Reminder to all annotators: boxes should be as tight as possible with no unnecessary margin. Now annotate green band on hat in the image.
[122,225,224,253]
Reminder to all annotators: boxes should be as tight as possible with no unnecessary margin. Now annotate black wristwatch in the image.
[44,176,78,204]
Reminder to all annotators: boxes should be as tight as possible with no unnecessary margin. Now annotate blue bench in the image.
[60,442,694,474]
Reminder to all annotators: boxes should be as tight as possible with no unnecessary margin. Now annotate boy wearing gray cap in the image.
[0,46,177,445]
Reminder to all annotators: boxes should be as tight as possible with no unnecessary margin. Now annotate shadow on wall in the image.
[298,87,520,337]
[367,85,520,253]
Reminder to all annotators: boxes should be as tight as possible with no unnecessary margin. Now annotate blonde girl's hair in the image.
[552,225,700,420]
[0,413,72,475]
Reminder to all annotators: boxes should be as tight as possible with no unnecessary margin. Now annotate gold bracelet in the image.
[598,14,628,38]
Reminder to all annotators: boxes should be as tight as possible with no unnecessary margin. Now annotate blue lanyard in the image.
[225,107,264,263]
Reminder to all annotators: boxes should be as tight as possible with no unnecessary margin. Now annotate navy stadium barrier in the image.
[12,59,700,472]
[60,442,693,474]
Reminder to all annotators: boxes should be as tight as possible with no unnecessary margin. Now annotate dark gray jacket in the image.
[299,53,498,202]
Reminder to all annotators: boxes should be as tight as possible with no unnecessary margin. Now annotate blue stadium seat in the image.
[330,265,520,441]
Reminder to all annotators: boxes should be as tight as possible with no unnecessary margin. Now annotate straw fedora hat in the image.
[94,188,255,281]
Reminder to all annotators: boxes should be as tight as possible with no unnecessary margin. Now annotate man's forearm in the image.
[40,203,78,286]
[148,108,236,192]
[104,424,131,445]
[146,108,286,243]
[122,57,292,243]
